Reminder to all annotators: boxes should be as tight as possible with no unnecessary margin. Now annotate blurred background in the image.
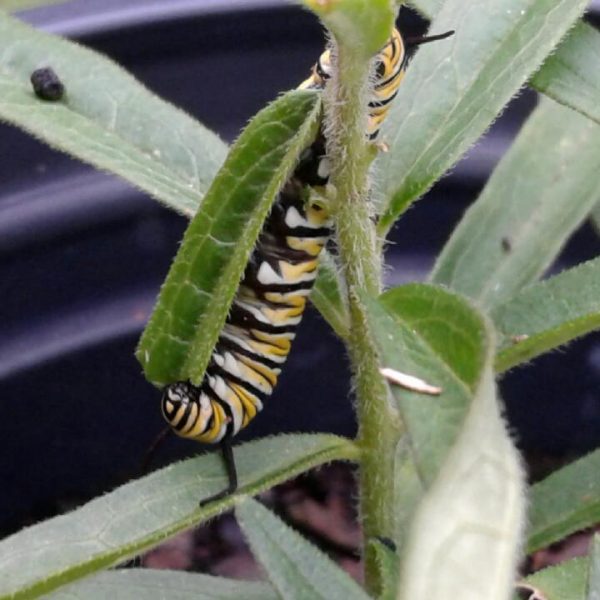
[1,0,599,567]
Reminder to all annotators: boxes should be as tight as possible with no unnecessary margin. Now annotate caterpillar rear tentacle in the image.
[198,438,238,507]
[159,26,453,505]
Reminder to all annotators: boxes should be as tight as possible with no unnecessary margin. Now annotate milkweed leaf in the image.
[0,12,227,217]
[136,89,321,386]
[364,285,524,599]
[531,21,600,128]
[431,98,600,309]
[45,570,279,600]
[527,449,600,554]
[236,498,371,600]
[493,258,600,372]
[519,558,588,600]
[378,0,588,233]
[0,434,358,600]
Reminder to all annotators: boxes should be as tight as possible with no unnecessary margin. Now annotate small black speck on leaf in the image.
[30,67,64,101]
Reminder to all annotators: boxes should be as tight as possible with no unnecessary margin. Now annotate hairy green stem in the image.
[325,43,402,594]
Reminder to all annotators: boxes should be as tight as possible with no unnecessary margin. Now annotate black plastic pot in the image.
[1,1,599,534]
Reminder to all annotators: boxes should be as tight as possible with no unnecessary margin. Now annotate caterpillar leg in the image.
[199,437,238,507]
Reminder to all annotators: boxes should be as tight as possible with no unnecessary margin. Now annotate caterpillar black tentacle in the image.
[30,67,65,101]
[404,29,455,48]
[198,438,238,507]
[160,26,452,504]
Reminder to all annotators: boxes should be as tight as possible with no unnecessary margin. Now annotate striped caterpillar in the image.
[160,26,452,504]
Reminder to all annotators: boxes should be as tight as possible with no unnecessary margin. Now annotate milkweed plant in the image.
[1,0,600,599]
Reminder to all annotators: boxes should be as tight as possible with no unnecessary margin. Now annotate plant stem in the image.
[325,43,402,594]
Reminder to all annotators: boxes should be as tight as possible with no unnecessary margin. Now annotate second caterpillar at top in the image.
[160,26,451,503]
[298,27,406,139]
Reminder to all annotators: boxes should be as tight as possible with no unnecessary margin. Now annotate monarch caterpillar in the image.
[160,26,453,505]
[30,67,64,101]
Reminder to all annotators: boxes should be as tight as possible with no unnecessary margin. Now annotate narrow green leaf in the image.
[311,251,350,339]
[531,22,600,127]
[0,13,227,217]
[410,1,600,130]
[368,289,525,599]
[431,98,600,309]
[493,258,600,372]
[236,498,370,600]
[588,535,600,600]
[46,570,279,600]
[367,538,398,600]
[527,449,600,554]
[377,0,588,234]
[520,558,589,600]
[136,90,321,386]
[0,434,358,600]
[299,0,395,58]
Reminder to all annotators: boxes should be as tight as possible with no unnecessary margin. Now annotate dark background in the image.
[1,0,599,535]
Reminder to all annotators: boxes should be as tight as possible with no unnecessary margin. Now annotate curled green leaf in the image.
[136,89,321,386]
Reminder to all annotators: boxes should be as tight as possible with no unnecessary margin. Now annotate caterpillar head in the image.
[161,381,226,442]
[161,381,195,429]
